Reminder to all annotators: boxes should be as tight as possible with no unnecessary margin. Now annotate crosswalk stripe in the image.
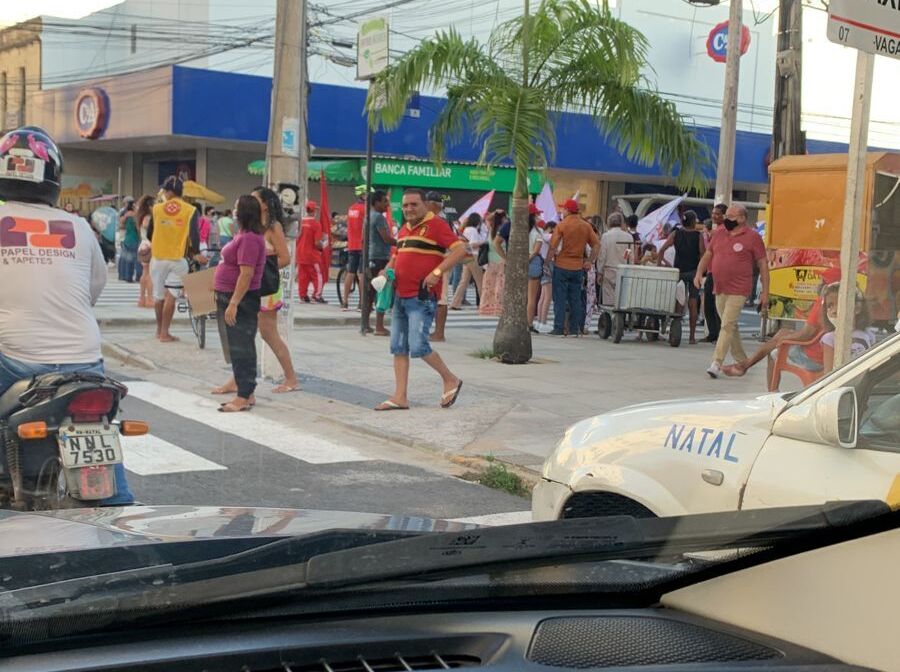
[125,381,372,464]
[122,434,228,475]
[447,511,533,526]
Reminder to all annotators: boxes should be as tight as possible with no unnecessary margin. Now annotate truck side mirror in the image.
[772,387,858,449]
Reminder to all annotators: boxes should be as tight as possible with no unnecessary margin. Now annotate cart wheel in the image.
[669,317,683,347]
[597,312,612,340]
[647,317,660,342]
[612,312,625,344]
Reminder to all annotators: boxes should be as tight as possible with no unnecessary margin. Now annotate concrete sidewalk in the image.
[102,314,775,476]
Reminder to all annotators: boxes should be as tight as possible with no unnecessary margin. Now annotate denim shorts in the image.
[390,296,437,358]
[528,255,544,280]
[788,344,824,372]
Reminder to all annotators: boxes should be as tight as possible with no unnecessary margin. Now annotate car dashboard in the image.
[1,608,876,672]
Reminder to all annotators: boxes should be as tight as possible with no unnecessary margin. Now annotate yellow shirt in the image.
[151,198,197,260]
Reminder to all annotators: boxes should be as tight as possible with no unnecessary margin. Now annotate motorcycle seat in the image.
[0,379,34,418]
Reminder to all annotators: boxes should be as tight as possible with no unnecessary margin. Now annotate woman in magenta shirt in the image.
[214,195,267,412]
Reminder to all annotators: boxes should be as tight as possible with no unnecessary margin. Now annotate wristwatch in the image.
[431,268,443,277]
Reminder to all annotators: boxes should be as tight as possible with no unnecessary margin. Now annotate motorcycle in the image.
[0,372,147,510]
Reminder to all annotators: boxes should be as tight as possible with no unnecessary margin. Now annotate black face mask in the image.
[723,218,739,231]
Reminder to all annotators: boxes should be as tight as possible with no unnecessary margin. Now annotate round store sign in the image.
[74,87,110,140]
[706,21,751,63]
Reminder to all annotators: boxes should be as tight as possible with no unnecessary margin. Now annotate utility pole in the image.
[832,51,874,369]
[714,0,742,205]
[772,0,804,160]
[262,0,308,376]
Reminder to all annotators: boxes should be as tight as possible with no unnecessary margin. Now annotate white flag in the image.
[535,182,557,223]
[457,190,495,224]
[636,196,685,243]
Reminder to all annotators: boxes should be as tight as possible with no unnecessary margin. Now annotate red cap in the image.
[821,267,841,284]
[528,203,540,215]
[305,199,317,212]
[560,199,579,214]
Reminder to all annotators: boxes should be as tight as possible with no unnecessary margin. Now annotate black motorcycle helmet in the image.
[0,126,64,206]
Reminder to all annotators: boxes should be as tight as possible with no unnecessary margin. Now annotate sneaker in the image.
[706,362,722,379]
[301,296,311,303]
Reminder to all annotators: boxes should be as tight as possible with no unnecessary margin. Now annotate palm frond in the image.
[367,29,499,130]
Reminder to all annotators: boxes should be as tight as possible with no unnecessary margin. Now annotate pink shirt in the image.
[708,226,766,296]
[214,231,267,292]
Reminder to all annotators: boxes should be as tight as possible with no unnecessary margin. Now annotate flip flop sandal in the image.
[272,384,300,393]
[218,402,251,413]
[374,400,409,411]
[440,380,463,409]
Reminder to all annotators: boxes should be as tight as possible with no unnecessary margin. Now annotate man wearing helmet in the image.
[0,126,134,505]
[343,185,368,309]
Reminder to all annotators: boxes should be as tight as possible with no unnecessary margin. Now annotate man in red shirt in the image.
[343,189,367,309]
[374,189,468,412]
[296,200,324,303]
[694,204,769,378]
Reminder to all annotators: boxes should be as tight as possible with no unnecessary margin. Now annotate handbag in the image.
[259,255,280,296]
[477,241,490,267]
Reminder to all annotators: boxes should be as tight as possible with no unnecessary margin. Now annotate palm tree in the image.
[369,0,709,364]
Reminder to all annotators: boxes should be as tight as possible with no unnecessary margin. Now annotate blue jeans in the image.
[118,242,139,282]
[390,297,437,358]
[449,263,463,294]
[552,266,585,334]
[0,353,134,506]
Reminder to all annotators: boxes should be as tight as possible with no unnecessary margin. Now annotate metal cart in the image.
[597,265,684,347]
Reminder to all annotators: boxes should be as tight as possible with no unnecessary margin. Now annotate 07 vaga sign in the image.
[828,0,900,59]
[706,20,752,63]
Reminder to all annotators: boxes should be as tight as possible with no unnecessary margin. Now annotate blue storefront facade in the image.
[28,64,853,216]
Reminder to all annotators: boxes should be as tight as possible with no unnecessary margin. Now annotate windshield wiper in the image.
[303,500,892,588]
[0,500,892,643]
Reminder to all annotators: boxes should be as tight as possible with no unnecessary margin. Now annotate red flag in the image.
[318,169,333,246]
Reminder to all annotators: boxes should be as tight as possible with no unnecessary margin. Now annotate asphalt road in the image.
[110,367,530,525]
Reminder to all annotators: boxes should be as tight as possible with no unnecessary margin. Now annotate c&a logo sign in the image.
[1,217,76,249]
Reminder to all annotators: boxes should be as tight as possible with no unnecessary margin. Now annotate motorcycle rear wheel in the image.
[33,457,84,511]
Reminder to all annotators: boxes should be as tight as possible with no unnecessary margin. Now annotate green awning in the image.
[247,159,362,183]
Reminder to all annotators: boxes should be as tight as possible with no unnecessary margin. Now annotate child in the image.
[820,285,874,373]
[639,243,658,266]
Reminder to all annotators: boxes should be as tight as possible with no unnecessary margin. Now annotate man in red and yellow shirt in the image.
[296,199,324,303]
[374,189,467,412]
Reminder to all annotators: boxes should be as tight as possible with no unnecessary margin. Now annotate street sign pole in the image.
[824,0,898,367]
[832,50,874,369]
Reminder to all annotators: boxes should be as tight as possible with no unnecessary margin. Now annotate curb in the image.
[101,340,157,371]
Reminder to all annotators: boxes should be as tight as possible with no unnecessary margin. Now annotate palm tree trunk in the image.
[492,167,533,364]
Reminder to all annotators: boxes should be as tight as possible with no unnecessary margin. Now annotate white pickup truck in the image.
[533,332,900,520]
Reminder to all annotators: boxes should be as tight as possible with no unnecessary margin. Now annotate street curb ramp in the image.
[102,340,157,371]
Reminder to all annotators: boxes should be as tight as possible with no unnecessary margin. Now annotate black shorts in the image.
[368,258,389,277]
[681,271,700,300]
[347,250,362,273]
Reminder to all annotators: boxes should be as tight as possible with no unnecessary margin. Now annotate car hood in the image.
[543,392,787,488]
[0,505,476,558]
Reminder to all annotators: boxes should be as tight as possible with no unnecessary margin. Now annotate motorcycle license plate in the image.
[58,425,123,468]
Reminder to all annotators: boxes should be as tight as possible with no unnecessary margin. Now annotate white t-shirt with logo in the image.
[0,201,107,364]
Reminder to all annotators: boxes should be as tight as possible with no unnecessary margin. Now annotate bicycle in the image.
[335,265,358,308]
[165,250,218,350]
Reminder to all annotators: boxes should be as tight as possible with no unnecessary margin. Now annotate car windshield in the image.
[0,0,898,630]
